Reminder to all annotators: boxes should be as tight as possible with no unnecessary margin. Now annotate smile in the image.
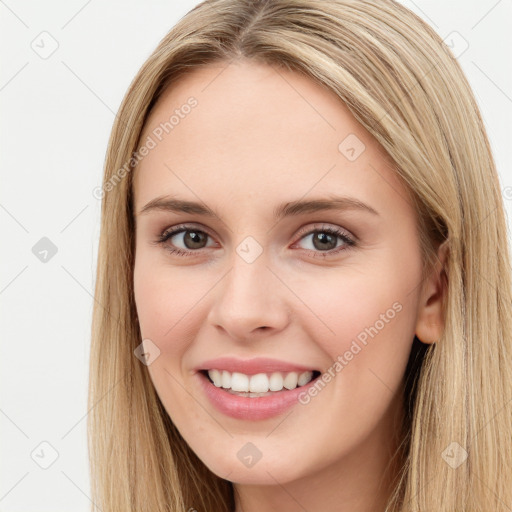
[204,369,320,395]
[197,368,322,420]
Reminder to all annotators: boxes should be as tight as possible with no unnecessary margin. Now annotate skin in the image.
[132,58,446,512]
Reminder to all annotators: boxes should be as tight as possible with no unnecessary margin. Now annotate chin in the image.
[197,443,309,486]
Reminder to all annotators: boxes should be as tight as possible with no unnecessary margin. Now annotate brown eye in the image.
[179,230,209,250]
[310,232,338,251]
[157,226,216,256]
[294,226,355,255]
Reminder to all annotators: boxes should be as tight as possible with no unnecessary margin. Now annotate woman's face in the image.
[133,59,440,488]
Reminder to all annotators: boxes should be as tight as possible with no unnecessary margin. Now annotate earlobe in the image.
[415,240,449,344]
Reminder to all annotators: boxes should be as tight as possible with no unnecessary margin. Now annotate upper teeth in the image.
[207,369,314,392]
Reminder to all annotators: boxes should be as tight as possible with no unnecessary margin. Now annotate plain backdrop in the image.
[1,1,511,510]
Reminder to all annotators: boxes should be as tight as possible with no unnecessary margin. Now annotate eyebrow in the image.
[138,195,379,220]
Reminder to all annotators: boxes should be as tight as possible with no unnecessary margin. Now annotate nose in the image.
[207,254,290,342]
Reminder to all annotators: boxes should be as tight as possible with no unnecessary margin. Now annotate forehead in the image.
[133,59,412,220]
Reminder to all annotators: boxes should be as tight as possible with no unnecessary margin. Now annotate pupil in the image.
[184,231,206,249]
[314,232,336,250]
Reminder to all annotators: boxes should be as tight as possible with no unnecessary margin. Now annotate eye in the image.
[154,222,356,258]
[155,224,216,257]
[292,223,356,258]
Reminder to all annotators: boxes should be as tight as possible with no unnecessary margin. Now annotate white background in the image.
[1,1,511,510]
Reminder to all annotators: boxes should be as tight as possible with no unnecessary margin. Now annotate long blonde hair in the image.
[88,0,512,510]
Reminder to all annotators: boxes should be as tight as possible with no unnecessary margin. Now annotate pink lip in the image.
[196,356,318,375]
[196,370,320,421]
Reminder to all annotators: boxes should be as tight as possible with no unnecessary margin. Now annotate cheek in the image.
[133,257,208,426]
[291,254,420,388]
[133,256,200,357]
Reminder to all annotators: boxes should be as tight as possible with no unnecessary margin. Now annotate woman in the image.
[88,0,512,510]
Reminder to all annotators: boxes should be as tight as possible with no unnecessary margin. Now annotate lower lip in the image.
[197,371,319,421]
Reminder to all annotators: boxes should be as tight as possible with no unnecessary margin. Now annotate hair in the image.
[88,0,512,510]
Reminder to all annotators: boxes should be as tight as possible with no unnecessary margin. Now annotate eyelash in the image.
[155,223,356,259]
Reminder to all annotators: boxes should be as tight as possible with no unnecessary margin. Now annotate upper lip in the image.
[196,357,319,375]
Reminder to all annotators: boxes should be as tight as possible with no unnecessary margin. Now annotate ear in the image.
[415,240,449,344]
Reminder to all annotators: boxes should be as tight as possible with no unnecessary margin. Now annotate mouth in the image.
[200,369,322,398]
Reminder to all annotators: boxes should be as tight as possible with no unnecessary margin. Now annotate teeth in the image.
[283,372,298,390]
[249,373,269,393]
[221,370,231,389]
[298,371,313,386]
[269,372,284,391]
[207,369,314,392]
[209,369,222,387]
[231,372,249,392]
